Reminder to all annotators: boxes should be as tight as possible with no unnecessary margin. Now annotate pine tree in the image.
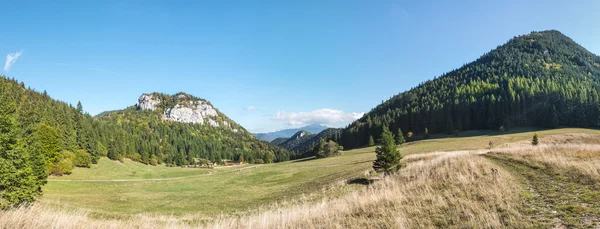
[373,127,402,176]
[532,133,539,146]
[396,128,405,145]
[0,96,44,208]
[368,135,375,146]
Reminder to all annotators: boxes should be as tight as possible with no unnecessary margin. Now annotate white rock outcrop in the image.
[136,93,237,129]
[137,94,161,111]
[163,101,219,125]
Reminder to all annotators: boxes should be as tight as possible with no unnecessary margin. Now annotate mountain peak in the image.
[291,130,311,139]
[136,92,233,129]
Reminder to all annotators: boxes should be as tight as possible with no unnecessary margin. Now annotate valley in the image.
[3,128,600,228]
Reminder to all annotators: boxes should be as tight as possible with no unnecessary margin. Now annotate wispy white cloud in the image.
[274,109,364,127]
[3,50,24,73]
[246,106,256,111]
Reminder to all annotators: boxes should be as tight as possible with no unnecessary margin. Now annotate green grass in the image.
[41,127,600,219]
[42,147,375,217]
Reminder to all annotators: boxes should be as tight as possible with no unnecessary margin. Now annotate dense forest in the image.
[0,77,291,207]
[340,30,600,149]
[97,93,292,165]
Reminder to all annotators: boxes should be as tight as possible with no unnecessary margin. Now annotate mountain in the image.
[253,124,328,142]
[340,30,600,149]
[275,130,314,152]
[98,92,294,164]
[272,128,343,158]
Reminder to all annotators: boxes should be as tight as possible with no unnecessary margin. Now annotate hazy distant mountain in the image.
[253,124,328,142]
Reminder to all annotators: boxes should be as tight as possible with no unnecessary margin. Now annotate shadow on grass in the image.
[347,177,371,185]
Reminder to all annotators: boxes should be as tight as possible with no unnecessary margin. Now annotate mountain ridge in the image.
[340,30,600,149]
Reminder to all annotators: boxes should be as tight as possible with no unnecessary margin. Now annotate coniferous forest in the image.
[340,30,600,149]
[0,77,292,207]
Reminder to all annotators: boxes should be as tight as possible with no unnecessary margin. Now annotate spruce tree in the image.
[373,127,402,176]
[424,127,430,139]
[532,133,539,146]
[396,128,405,145]
[368,135,375,146]
[0,97,44,208]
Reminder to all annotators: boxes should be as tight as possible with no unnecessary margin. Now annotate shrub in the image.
[315,140,343,158]
[255,159,265,164]
[73,150,92,168]
[51,158,74,176]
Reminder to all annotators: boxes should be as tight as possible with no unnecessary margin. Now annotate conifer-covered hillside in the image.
[341,30,600,149]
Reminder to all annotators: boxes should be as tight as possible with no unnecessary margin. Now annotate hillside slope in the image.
[341,30,600,149]
[98,92,293,165]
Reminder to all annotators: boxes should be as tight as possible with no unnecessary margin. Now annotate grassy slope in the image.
[39,128,600,223]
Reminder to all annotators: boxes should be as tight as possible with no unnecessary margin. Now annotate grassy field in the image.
[42,145,376,216]
[4,127,597,228]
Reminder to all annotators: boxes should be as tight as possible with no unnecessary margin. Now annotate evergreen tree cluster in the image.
[340,30,600,149]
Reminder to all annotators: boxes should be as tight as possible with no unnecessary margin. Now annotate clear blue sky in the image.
[1,0,599,132]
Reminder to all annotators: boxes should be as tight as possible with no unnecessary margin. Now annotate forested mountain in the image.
[97,93,293,165]
[340,30,600,149]
[272,128,343,158]
[270,138,289,145]
[275,130,313,151]
[253,124,328,142]
[293,128,343,157]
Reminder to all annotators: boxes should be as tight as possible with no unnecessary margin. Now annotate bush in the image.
[73,149,92,168]
[51,158,74,176]
[255,159,265,164]
[315,140,343,158]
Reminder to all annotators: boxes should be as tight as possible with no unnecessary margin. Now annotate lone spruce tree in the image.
[532,133,539,146]
[373,127,402,176]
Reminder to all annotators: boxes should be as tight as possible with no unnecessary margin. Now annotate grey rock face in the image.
[163,101,219,125]
[136,93,239,129]
[137,94,161,111]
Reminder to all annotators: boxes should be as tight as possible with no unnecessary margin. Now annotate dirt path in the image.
[50,165,263,182]
[485,154,600,228]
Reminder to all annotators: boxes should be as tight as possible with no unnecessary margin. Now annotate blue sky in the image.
[1,0,599,132]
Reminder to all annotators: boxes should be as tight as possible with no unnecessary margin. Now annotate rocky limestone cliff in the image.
[136,93,236,130]
[138,94,161,111]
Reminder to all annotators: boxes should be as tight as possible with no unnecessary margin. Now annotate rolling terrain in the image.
[3,128,600,228]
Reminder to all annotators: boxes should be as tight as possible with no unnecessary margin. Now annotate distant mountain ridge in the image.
[253,124,328,142]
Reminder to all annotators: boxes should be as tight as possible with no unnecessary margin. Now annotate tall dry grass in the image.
[1,150,525,229]
[492,143,600,180]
